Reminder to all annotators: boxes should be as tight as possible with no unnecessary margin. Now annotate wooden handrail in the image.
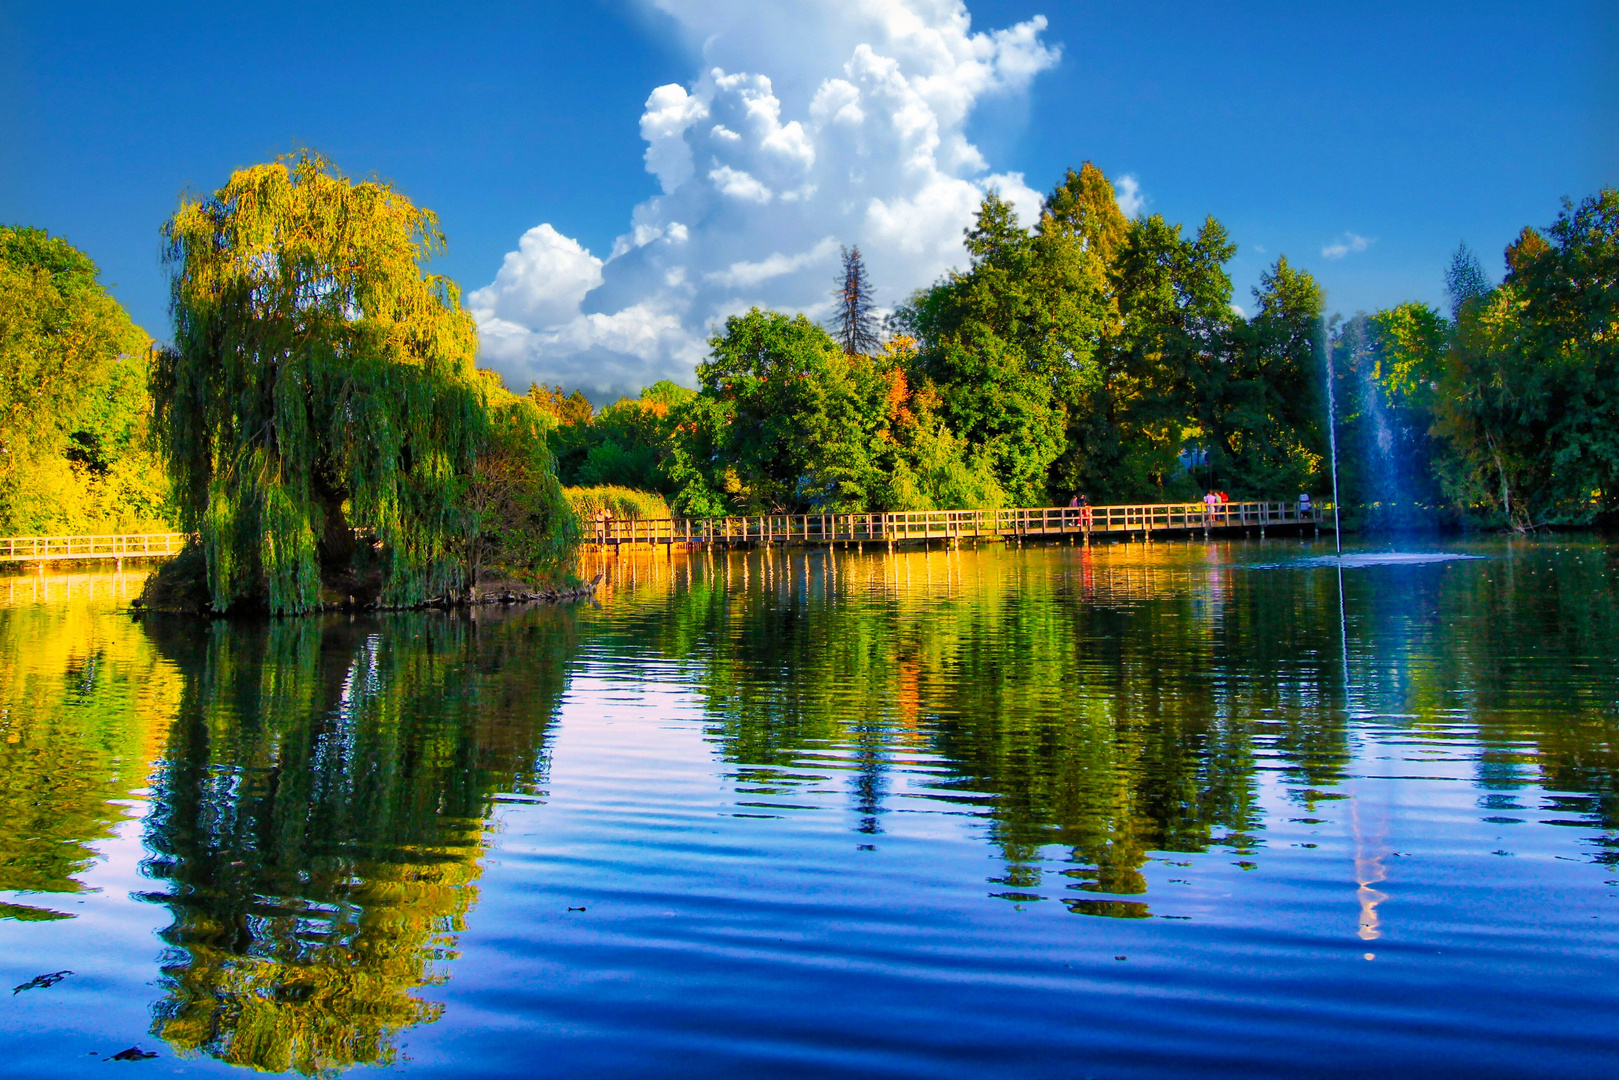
[585,501,1322,547]
[0,532,191,562]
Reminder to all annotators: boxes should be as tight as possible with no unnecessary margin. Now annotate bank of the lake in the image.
[0,537,1615,1078]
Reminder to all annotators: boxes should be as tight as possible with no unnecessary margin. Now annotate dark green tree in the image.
[1214,256,1325,496]
[1435,190,1619,525]
[832,245,880,356]
[1093,211,1237,499]
[898,189,1109,505]
[672,309,894,514]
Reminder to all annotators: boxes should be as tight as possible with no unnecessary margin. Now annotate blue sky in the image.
[3,0,1612,400]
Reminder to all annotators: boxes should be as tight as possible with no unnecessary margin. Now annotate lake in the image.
[0,537,1615,1078]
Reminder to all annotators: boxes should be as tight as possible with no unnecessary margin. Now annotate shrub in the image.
[564,486,669,522]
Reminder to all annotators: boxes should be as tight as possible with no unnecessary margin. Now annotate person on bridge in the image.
[1203,490,1219,523]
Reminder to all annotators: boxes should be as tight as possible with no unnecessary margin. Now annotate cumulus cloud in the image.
[1114,174,1145,218]
[470,0,1062,402]
[1322,232,1373,260]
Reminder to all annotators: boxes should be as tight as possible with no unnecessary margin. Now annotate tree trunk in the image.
[313,473,353,571]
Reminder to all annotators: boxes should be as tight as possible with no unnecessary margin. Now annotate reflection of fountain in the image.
[1335,553,1388,949]
[1351,796,1389,944]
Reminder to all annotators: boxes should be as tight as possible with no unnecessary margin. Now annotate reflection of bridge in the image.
[588,501,1323,551]
[0,533,189,566]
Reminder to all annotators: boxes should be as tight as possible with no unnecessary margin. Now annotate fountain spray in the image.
[1323,324,1344,556]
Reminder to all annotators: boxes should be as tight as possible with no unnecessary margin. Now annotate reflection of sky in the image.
[3,544,1618,1077]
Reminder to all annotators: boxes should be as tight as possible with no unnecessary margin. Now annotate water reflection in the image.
[586,541,1619,909]
[0,571,177,914]
[0,538,1615,1078]
[591,546,1343,909]
[134,606,578,1075]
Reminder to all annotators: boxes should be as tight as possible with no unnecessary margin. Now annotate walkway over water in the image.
[0,532,188,565]
[588,501,1322,550]
[0,504,1322,565]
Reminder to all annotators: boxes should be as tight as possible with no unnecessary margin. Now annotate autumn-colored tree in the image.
[527,382,594,426]
[0,226,170,533]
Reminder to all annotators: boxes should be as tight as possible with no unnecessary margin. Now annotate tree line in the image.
[1,154,1614,611]
[541,166,1619,529]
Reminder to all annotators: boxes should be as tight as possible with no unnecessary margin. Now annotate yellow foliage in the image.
[565,485,670,521]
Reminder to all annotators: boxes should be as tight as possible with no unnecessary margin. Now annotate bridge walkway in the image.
[586,501,1322,550]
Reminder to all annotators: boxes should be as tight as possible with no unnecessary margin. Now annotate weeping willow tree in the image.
[153,152,498,614]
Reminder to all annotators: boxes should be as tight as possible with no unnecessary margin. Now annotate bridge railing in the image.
[0,503,1320,563]
[586,501,1319,547]
[0,532,191,562]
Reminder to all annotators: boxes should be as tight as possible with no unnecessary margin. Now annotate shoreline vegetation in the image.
[131,541,604,618]
[3,152,1616,615]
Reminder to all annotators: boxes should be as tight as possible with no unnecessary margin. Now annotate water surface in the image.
[0,539,1615,1078]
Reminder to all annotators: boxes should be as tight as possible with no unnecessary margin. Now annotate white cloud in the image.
[705,237,841,289]
[640,84,708,193]
[472,0,1062,402]
[708,163,775,203]
[1114,174,1145,218]
[1322,232,1373,260]
[467,225,602,328]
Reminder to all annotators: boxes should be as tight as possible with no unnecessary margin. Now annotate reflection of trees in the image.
[591,541,1619,911]
[595,546,1351,914]
[137,605,577,1076]
[0,584,180,907]
[1349,542,1619,842]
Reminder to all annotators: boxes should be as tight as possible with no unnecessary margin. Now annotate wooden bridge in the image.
[0,502,1324,568]
[587,501,1322,551]
[0,532,189,566]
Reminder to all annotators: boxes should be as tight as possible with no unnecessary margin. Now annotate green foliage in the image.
[899,188,1106,505]
[1212,256,1325,497]
[153,152,571,614]
[542,380,690,496]
[680,309,895,513]
[896,166,1317,507]
[878,357,1008,510]
[464,393,579,588]
[0,226,170,534]
[527,382,594,427]
[1434,190,1619,526]
[1101,211,1239,500]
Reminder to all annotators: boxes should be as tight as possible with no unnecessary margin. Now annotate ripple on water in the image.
[0,539,1615,1078]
